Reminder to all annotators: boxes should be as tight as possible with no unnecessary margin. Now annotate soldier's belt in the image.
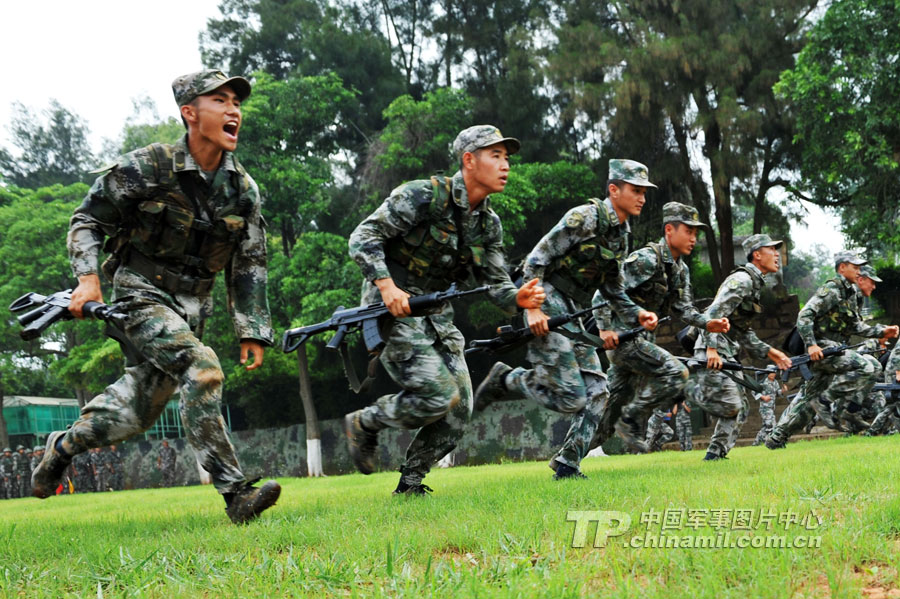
[124,250,216,296]
[547,273,593,306]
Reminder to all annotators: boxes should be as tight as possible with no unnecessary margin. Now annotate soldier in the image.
[0,448,12,499]
[867,342,900,436]
[588,201,729,453]
[645,408,675,452]
[751,371,782,446]
[475,159,659,480]
[108,444,124,491]
[345,125,547,495]
[31,70,280,523]
[673,400,693,451]
[767,253,898,448]
[91,447,108,492]
[157,440,178,488]
[15,445,31,498]
[29,446,43,478]
[690,234,792,460]
[72,452,93,493]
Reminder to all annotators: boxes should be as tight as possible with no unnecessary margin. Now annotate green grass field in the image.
[1,436,898,598]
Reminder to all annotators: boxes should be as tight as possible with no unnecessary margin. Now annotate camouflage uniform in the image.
[90,449,107,492]
[867,345,900,435]
[159,443,177,487]
[348,125,523,488]
[752,378,781,446]
[108,447,124,490]
[591,202,710,450]
[0,450,12,499]
[57,74,272,497]
[502,160,654,473]
[645,409,675,451]
[72,452,94,493]
[15,447,31,498]
[689,234,780,458]
[769,254,886,445]
[674,401,693,451]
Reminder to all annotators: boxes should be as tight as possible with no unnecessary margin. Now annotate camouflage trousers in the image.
[771,348,877,443]
[645,409,675,451]
[359,316,471,486]
[0,478,8,500]
[59,296,247,494]
[594,338,689,446]
[752,399,776,446]
[162,467,177,488]
[684,358,750,458]
[675,406,693,451]
[17,473,30,498]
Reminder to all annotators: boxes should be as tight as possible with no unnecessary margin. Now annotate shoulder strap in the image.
[429,175,452,219]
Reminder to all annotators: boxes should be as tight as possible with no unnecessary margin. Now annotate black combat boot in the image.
[31,431,72,499]
[344,410,379,475]
[614,417,649,454]
[474,362,512,411]
[224,479,281,524]
[393,478,433,496]
[553,463,587,480]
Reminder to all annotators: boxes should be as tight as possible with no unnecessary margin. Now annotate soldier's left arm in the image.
[225,177,274,347]
[669,263,708,328]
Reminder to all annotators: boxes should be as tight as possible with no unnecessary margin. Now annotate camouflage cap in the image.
[33,446,43,452]
[452,125,520,161]
[742,233,783,256]
[859,264,882,282]
[834,250,867,268]
[662,201,706,228]
[172,69,251,107]
[1,448,9,453]
[608,159,657,189]
[15,445,24,451]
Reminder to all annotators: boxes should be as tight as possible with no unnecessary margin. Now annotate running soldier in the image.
[751,372,782,446]
[645,409,675,452]
[767,253,898,448]
[475,159,659,479]
[345,125,547,495]
[689,234,792,460]
[31,70,280,523]
[867,341,900,436]
[589,201,729,453]
[673,400,693,451]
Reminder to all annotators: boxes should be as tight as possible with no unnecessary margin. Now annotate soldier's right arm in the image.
[700,272,751,351]
[521,205,597,284]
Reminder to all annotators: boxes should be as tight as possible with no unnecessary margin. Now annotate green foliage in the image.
[0,100,97,188]
[775,0,900,255]
[688,260,717,301]
[101,99,184,160]
[782,244,834,306]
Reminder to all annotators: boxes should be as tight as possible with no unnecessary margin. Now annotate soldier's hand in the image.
[705,318,730,334]
[516,278,545,309]
[761,395,772,403]
[240,340,265,370]
[69,274,104,319]
[638,310,659,331]
[599,329,619,350]
[526,308,550,336]
[895,370,900,383]
[807,344,824,361]
[706,347,723,370]
[375,277,411,317]
[883,325,899,340]
[769,347,793,370]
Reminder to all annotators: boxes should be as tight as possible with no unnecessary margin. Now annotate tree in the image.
[548,0,817,281]
[100,98,184,160]
[775,0,900,256]
[0,101,97,188]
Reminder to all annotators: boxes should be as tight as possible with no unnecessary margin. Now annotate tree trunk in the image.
[297,348,323,477]
[75,387,90,409]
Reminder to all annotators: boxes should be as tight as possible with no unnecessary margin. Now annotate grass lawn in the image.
[1,435,898,598]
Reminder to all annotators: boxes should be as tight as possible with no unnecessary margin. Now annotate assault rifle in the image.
[556,315,671,350]
[466,304,602,356]
[779,341,868,382]
[10,290,127,341]
[282,285,490,392]
[675,356,770,393]
[873,383,900,401]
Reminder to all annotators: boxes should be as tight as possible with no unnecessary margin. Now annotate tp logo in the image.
[567,511,632,548]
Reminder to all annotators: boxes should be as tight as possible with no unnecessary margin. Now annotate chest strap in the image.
[123,249,216,296]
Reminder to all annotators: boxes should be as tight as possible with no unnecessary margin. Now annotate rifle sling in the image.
[338,342,380,394]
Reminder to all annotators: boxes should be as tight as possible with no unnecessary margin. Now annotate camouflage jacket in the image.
[67,135,273,344]
[596,238,707,334]
[698,263,770,360]
[14,452,30,475]
[886,346,900,380]
[797,277,885,347]
[0,456,11,479]
[159,446,177,469]
[755,378,781,402]
[522,197,641,321]
[349,170,519,339]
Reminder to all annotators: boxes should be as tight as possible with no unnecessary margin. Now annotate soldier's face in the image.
[754,246,780,274]
[838,262,860,282]
[856,275,875,296]
[466,143,510,194]
[609,183,647,217]
[183,85,243,152]
[667,223,697,257]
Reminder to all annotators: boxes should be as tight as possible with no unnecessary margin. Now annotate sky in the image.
[1,0,845,257]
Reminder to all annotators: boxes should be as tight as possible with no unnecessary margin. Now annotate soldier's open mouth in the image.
[224,122,238,136]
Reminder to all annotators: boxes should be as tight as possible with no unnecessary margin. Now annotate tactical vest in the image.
[814,278,860,342]
[627,242,677,314]
[106,143,253,295]
[384,175,486,292]
[724,265,763,333]
[548,198,628,305]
